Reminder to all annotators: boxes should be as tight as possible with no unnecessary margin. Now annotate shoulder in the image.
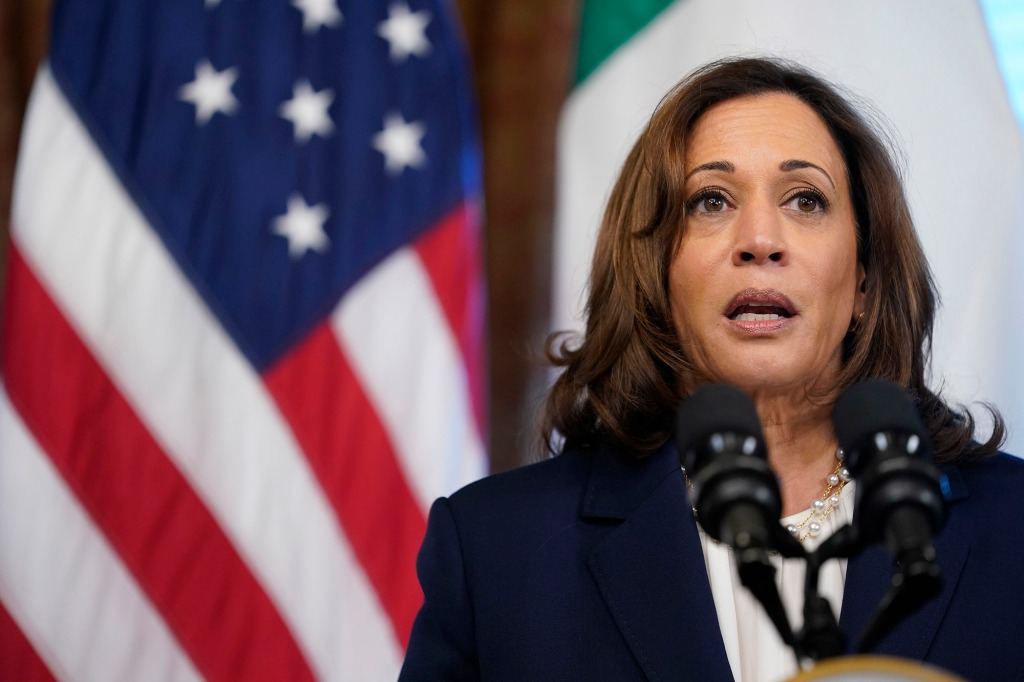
[949,450,1024,500]
[969,449,1024,474]
[435,441,681,564]
[449,447,594,510]
[445,440,680,525]
[942,451,1024,549]
[438,447,597,549]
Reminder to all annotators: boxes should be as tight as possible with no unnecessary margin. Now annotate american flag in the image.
[0,0,487,679]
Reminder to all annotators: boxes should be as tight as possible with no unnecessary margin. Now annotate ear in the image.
[853,263,867,317]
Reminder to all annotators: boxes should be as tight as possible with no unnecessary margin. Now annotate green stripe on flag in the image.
[576,0,676,84]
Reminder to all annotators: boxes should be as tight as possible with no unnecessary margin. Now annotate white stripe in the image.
[554,0,1024,454]
[12,65,401,680]
[0,386,202,682]
[332,247,488,511]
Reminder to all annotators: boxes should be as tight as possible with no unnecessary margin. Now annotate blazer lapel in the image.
[583,444,734,681]
[840,467,970,659]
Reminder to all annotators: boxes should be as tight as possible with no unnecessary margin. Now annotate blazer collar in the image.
[582,443,735,681]
[840,466,971,658]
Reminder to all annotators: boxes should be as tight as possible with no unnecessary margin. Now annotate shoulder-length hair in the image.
[542,56,1004,464]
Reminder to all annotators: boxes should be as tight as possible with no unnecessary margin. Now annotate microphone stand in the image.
[798,524,860,661]
[731,520,804,661]
[754,508,943,665]
[737,522,858,668]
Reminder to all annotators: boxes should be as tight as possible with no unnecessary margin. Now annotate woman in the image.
[399,57,1024,681]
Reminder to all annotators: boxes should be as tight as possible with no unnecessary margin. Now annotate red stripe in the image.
[0,246,316,682]
[414,202,489,443]
[0,599,57,682]
[263,323,426,650]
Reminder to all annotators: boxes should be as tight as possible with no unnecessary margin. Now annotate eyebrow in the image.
[684,159,837,191]
[685,161,734,181]
[779,159,836,191]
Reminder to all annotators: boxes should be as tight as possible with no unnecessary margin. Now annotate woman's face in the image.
[669,93,865,397]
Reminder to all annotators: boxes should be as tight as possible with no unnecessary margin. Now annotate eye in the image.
[701,196,726,212]
[784,189,829,213]
[687,189,731,215]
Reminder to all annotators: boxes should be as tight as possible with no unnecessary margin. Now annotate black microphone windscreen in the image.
[676,383,764,452]
[833,379,927,455]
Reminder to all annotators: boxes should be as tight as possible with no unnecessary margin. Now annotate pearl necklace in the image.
[683,447,852,545]
[783,447,850,543]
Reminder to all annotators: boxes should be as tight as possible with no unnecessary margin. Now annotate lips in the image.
[724,289,797,322]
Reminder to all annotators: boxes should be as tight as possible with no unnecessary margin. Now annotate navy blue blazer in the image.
[400,443,1024,681]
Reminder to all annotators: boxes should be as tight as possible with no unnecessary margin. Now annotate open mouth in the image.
[725,289,796,322]
[728,302,792,321]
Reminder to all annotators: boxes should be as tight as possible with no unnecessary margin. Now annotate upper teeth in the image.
[735,312,782,321]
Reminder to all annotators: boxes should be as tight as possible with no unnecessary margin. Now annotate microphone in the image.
[675,383,781,555]
[676,384,802,654]
[833,379,947,651]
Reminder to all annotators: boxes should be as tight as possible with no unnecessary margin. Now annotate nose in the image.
[732,200,788,266]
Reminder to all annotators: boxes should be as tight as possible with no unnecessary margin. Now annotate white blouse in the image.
[697,482,857,682]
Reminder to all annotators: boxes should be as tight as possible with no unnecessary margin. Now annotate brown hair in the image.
[542,56,1004,465]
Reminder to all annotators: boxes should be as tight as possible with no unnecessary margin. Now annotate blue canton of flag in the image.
[51,0,480,370]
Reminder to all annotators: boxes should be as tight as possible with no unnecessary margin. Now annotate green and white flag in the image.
[554,0,1024,454]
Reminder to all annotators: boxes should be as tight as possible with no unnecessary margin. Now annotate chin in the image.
[707,359,820,395]
[700,336,836,388]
